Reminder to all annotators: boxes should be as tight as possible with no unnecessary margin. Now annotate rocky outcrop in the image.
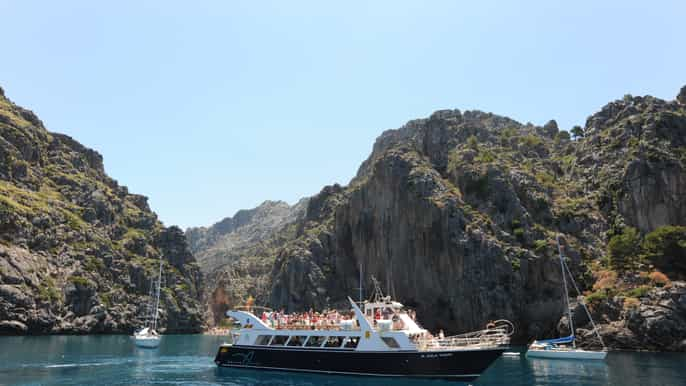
[678,86,686,105]
[0,88,204,334]
[187,199,307,274]
[570,282,686,351]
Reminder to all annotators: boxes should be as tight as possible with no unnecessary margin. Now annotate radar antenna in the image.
[370,276,385,302]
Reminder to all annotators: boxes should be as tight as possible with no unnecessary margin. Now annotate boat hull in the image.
[214,344,505,381]
[134,336,161,348]
[526,349,606,360]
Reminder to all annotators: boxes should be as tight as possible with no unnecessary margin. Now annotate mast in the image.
[358,262,363,304]
[556,234,575,347]
[152,258,163,331]
[562,256,607,350]
[146,279,155,328]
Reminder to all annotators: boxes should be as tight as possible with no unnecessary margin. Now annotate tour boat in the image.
[133,258,163,349]
[526,235,607,360]
[214,283,512,381]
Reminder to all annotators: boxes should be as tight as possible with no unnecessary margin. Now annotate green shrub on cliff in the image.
[642,225,686,278]
[38,279,60,302]
[623,285,651,298]
[475,149,495,163]
[570,125,584,139]
[520,134,542,149]
[608,227,642,272]
[585,290,610,305]
[84,256,105,272]
[554,130,570,145]
[68,275,93,287]
[466,135,479,150]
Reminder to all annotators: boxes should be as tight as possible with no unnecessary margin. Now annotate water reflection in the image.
[527,355,608,385]
[214,367,464,386]
[606,352,685,386]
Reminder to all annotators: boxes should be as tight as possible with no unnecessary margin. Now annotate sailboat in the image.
[526,235,607,360]
[134,258,163,348]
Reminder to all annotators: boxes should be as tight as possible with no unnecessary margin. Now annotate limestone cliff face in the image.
[269,111,572,341]
[578,94,686,233]
[186,199,307,274]
[187,200,306,325]
[0,88,203,334]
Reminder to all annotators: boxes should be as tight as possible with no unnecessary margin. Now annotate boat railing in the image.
[416,320,513,350]
[272,323,361,331]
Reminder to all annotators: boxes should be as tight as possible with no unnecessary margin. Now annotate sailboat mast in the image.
[562,258,607,350]
[152,258,163,331]
[556,234,575,348]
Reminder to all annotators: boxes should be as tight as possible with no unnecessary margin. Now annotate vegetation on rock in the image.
[0,88,203,335]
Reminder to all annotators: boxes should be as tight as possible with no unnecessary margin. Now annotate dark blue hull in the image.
[214,344,505,381]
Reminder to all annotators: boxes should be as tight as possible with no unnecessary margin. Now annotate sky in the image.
[1,1,684,229]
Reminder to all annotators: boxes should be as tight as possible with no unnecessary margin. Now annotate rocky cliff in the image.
[201,86,686,350]
[0,87,204,334]
[186,199,307,275]
[186,200,306,325]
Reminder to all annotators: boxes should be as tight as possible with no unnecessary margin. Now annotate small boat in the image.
[134,258,163,349]
[215,278,513,381]
[133,327,161,348]
[526,235,607,360]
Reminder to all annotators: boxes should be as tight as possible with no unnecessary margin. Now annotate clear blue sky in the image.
[1,1,684,229]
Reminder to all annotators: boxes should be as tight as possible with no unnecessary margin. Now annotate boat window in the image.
[304,336,326,347]
[270,335,289,346]
[381,337,400,348]
[287,336,307,346]
[255,335,272,345]
[324,336,344,348]
[343,336,360,348]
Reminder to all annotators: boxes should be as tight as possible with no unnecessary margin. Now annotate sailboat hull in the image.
[134,336,161,348]
[526,349,606,360]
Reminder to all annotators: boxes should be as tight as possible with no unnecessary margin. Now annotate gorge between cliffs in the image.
[2,84,686,352]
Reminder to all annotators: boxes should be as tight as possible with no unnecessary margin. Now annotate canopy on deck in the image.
[534,335,575,345]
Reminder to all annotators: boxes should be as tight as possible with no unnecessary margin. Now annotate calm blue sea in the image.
[0,335,683,386]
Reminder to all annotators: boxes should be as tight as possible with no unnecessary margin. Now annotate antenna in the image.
[556,234,575,348]
[370,276,384,302]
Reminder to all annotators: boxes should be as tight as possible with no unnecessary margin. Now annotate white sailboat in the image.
[134,258,163,349]
[526,235,607,360]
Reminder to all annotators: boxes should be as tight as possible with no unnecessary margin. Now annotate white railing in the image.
[417,320,514,351]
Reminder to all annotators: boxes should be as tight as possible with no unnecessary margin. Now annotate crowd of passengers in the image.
[256,307,418,330]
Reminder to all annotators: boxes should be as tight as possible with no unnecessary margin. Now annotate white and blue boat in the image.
[527,235,607,360]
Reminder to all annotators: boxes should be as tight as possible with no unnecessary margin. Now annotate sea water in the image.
[0,335,684,385]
